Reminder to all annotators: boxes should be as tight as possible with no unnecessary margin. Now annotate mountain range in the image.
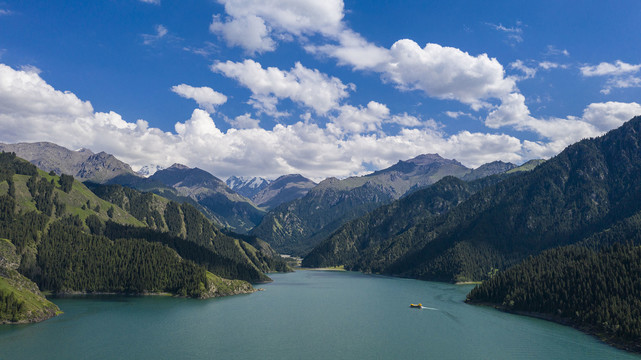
[303,115,641,283]
[3,117,641,349]
[0,142,320,233]
[226,174,317,210]
[0,142,136,183]
[250,154,517,256]
[0,152,292,323]
[0,152,298,323]
[226,176,271,199]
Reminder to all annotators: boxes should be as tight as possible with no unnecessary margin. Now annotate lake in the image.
[0,270,639,359]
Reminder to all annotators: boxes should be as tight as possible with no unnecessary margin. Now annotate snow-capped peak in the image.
[137,164,165,177]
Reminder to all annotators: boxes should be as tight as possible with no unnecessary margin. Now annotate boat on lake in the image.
[410,303,422,308]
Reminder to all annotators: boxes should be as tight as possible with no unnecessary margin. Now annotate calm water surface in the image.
[1,270,639,360]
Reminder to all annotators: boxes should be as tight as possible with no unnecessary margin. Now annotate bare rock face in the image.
[251,174,316,210]
[226,176,271,199]
[0,142,136,183]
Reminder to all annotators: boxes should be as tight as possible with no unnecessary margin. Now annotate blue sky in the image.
[1,0,640,180]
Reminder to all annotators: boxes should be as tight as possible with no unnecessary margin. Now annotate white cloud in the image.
[383,40,515,109]
[0,63,538,181]
[139,0,160,4]
[538,61,563,70]
[327,101,389,135]
[142,25,168,45]
[444,111,472,119]
[0,64,92,118]
[545,45,570,57]
[211,59,353,115]
[3,63,637,181]
[486,22,524,44]
[211,1,518,115]
[388,113,424,128]
[510,60,537,79]
[486,91,641,156]
[171,84,227,113]
[580,60,641,77]
[228,113,261,129]
[314,38,516,110]
[18,65,42,75]
[580,101,641,132]
[580,60,641,94]
[0,9,12,16]
[210,0,344,53]
[306,30,391,70]
[210,14,275,54]
[601,76,641,94]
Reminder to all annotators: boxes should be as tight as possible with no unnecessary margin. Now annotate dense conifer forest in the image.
[467,242,641,351]
[0,151,262,320]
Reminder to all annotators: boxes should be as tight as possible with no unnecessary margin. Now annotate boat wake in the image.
[421,306,438,310]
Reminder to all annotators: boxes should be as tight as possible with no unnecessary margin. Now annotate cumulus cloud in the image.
[327,101,389,135]
[381,41,515,108]
[227,113,261,129]
[211,1,519,116]
[306,30,391,70]
[212,59,353,115]
[171,84,227,113]
[388,113,425,128]
[486,92,641,157]
[0,63,543,180]
[139,0,160,4]
[3,63,637,181]
[210,14,275,54]
[210,0,344,53]
[313,38,516,110]
[580,101,641,132]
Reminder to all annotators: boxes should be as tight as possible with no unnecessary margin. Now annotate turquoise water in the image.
[1,271,639,360]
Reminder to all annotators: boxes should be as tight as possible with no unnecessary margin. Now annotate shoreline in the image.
[466,300,641,355]
[295,266,346,271]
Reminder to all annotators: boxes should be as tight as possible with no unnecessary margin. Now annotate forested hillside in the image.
[251,154,474,256]
[84,183,288,282]
[386,116,641,282]
[467,211,641,352]
[302,175,506,269]
[146,164,265,233]
[304,116,641,284]
[0,152,270,322]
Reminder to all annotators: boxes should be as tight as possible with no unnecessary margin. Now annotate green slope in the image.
[466,211,641,352]
[303,116,641,284]
[251,154,472,256]
[381,116,641,282]
[0,239,60,324]
[89,183,286,281]
[0,152,259,323]
[302,174,506,269]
